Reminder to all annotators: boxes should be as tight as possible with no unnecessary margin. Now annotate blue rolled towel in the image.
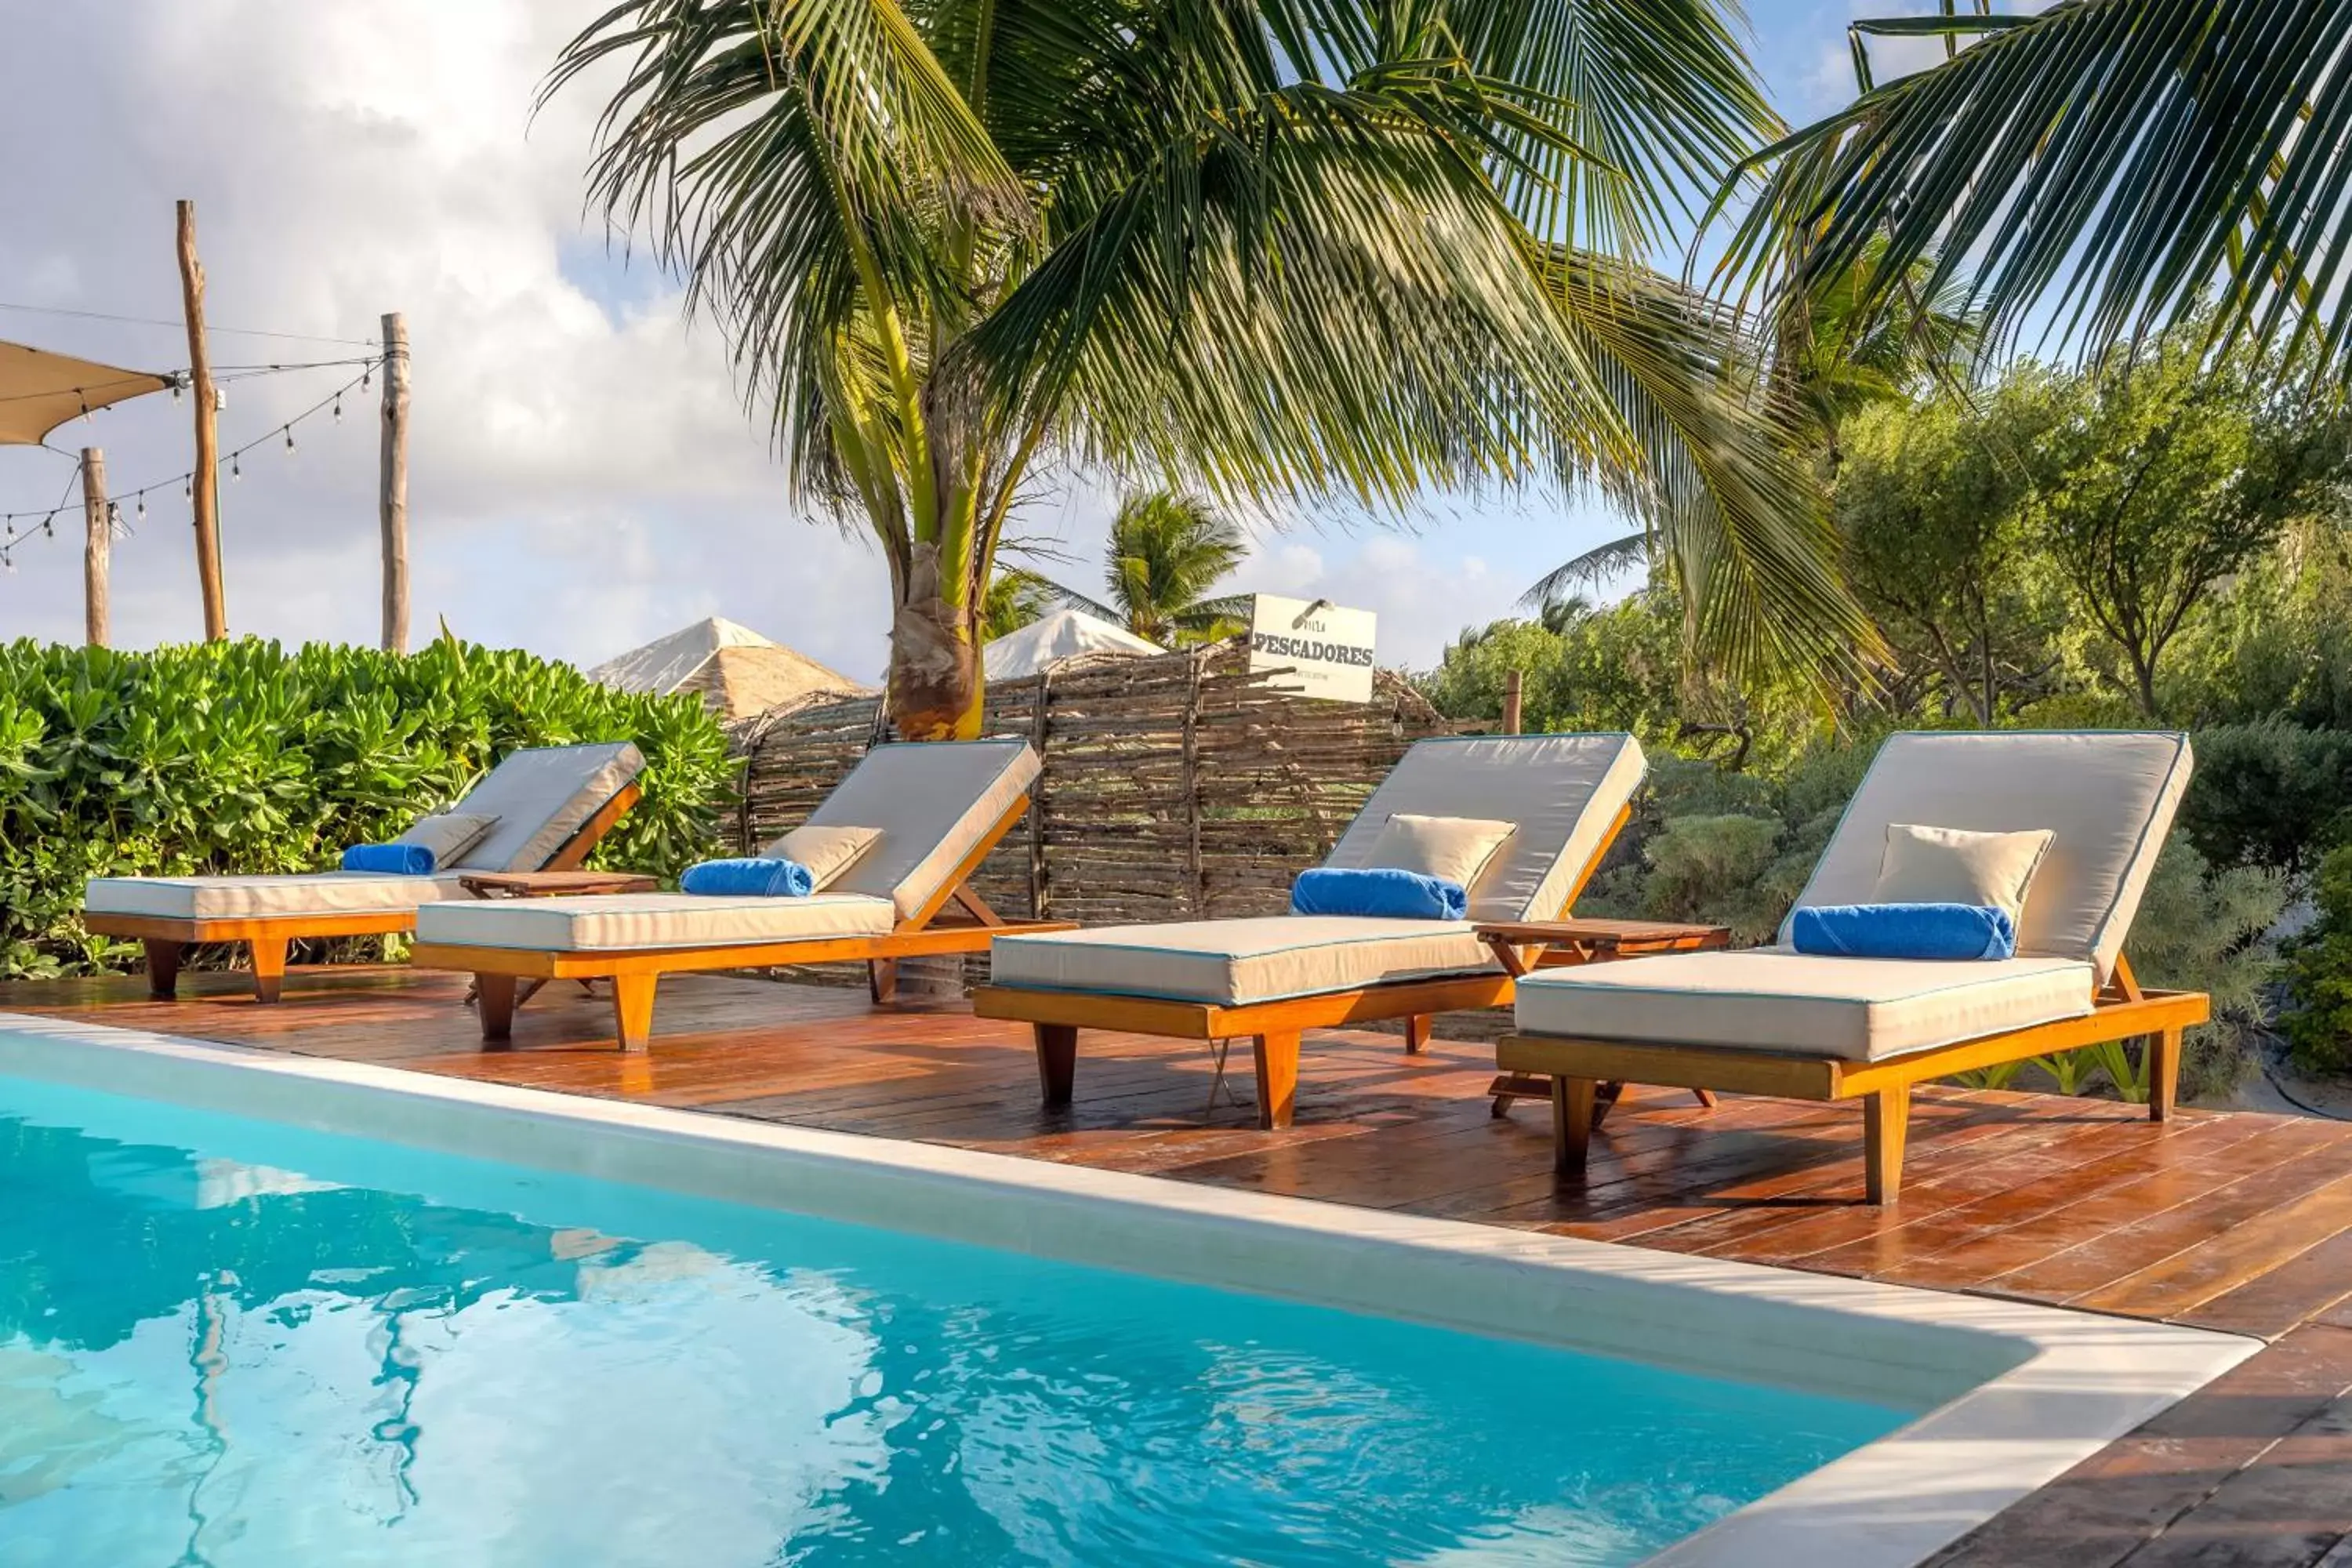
[680,857,813,898]
[341,843,435,875]
[1790,902,2016,961]
[1290,866,1468,922]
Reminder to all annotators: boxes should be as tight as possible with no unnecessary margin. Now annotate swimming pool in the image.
[0,1015,2255,1566]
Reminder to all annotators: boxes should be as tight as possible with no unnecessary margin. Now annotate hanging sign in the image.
[1245,593,1377,703]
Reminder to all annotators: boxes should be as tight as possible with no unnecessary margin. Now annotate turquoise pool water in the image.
[0,1067,1904,1566]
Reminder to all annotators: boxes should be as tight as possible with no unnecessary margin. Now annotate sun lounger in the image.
[970,733,1648,1128]
[1495,731,2210,1203]
[83,742,648,1002]
[408,739,1072,1051]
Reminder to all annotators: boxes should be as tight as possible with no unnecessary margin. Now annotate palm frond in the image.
[1523,529,1649,607]
[1715,0,2352,384]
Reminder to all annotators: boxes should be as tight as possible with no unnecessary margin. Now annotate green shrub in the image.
[2111,837,2288,1099]
[2284,842,2352,1074]
[0,637,734,980]
[2178,718,2352,872]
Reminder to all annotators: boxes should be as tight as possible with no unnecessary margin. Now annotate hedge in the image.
[0,637,734,980]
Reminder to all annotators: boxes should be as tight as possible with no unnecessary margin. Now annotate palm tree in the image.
[1524,238,1973,608]
[1716,1,2352,390]
[1094,492,1248,646]
[548,0,1869,739]
[978,568,1054,641]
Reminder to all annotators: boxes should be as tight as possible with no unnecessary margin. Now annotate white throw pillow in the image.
[1875,823,2055,927]
[768,823,884,891]
[394,811,499,869]
[1366,813,1517,888]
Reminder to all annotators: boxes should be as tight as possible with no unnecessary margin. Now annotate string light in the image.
[2,358,378,562]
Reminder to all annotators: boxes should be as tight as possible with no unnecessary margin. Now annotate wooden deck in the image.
[9,965,2352,1566]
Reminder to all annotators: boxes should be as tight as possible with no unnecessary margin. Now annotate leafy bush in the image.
[0,637,734,979]
[2177,718,2352,872]
[2116,838,2288,1100]
[2283,842,2352,1075]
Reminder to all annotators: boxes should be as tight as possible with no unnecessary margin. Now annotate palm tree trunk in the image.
[891,540,983,739]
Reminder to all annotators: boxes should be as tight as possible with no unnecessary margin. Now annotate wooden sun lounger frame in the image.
[410,793,1075,1052]
[1494,956,2210,1204]
[83,783,644,1004]
[969,803,1635,1131]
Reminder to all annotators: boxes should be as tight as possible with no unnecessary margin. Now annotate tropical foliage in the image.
[0,638,733,981]
[548,0,1866,739]
[1721,0,2352,389]
[1048,492,1250,646]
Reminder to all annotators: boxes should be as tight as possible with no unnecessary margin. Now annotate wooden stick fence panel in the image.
[724,643,1457,978]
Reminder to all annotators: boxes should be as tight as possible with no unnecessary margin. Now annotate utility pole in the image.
[379,311,409,652]
[176,199,227,641]
[81,446,108,648]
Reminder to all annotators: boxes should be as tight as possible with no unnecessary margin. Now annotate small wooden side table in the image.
[454,870,662,1014]
[1475,917,1733,1116]
[456,870,661,900]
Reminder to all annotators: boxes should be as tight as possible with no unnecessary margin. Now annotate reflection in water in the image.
[0,1080,1902,1567]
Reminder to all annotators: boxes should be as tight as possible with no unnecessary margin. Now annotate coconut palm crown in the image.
[549,0,1863,737]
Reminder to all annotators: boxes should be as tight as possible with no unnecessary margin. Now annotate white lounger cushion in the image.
[808,739,1040,919]
[83,872,472,922]
[1783,731,2190,985]
[1514,949,2096,1062]
[444,741,645,872]
[1324,733,1645,922]
[989,916,1495,1007]
[416,891,897,953]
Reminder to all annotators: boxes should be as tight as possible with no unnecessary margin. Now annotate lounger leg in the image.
[1253,1031,1301,1131]
[1403,1014,1433,1054]
[1863,1087,1911,1204]
[143,939,183,1000]
[1553,1077,1599,1174]
[477,974,517,1044]
[610,973,658,1052]
[2149,1026,2181,1122]
[869,959,898,1005]
[248,934,289,1004]
[1035,1024,1078,1108]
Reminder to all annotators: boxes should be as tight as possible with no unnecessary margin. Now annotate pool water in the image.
[0,1069,1903,1566]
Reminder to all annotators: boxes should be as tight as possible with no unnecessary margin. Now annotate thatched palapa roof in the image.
[587,616,871,720]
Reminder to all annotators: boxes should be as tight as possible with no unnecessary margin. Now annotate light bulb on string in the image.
[183,474,192,501]
[230,452,241,482]
[136,493,147,521]
[360,365,371,392]
[332,394,343,423]
[284,426,295,455]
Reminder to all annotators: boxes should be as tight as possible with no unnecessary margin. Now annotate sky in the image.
[0,0,1926,683]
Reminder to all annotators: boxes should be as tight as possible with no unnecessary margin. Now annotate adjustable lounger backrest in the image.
[1780,731,2193,984]
[444,741,648,873]
[802,739,1041,920]
[1321,733,1647,923]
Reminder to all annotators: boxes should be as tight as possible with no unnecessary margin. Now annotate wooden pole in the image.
[176,200,227,641]
[80,447,109,648]
[1502,668,1524,735]
[379,311,410,652]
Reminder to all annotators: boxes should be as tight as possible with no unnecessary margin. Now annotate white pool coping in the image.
[0,1011,2258,1567]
